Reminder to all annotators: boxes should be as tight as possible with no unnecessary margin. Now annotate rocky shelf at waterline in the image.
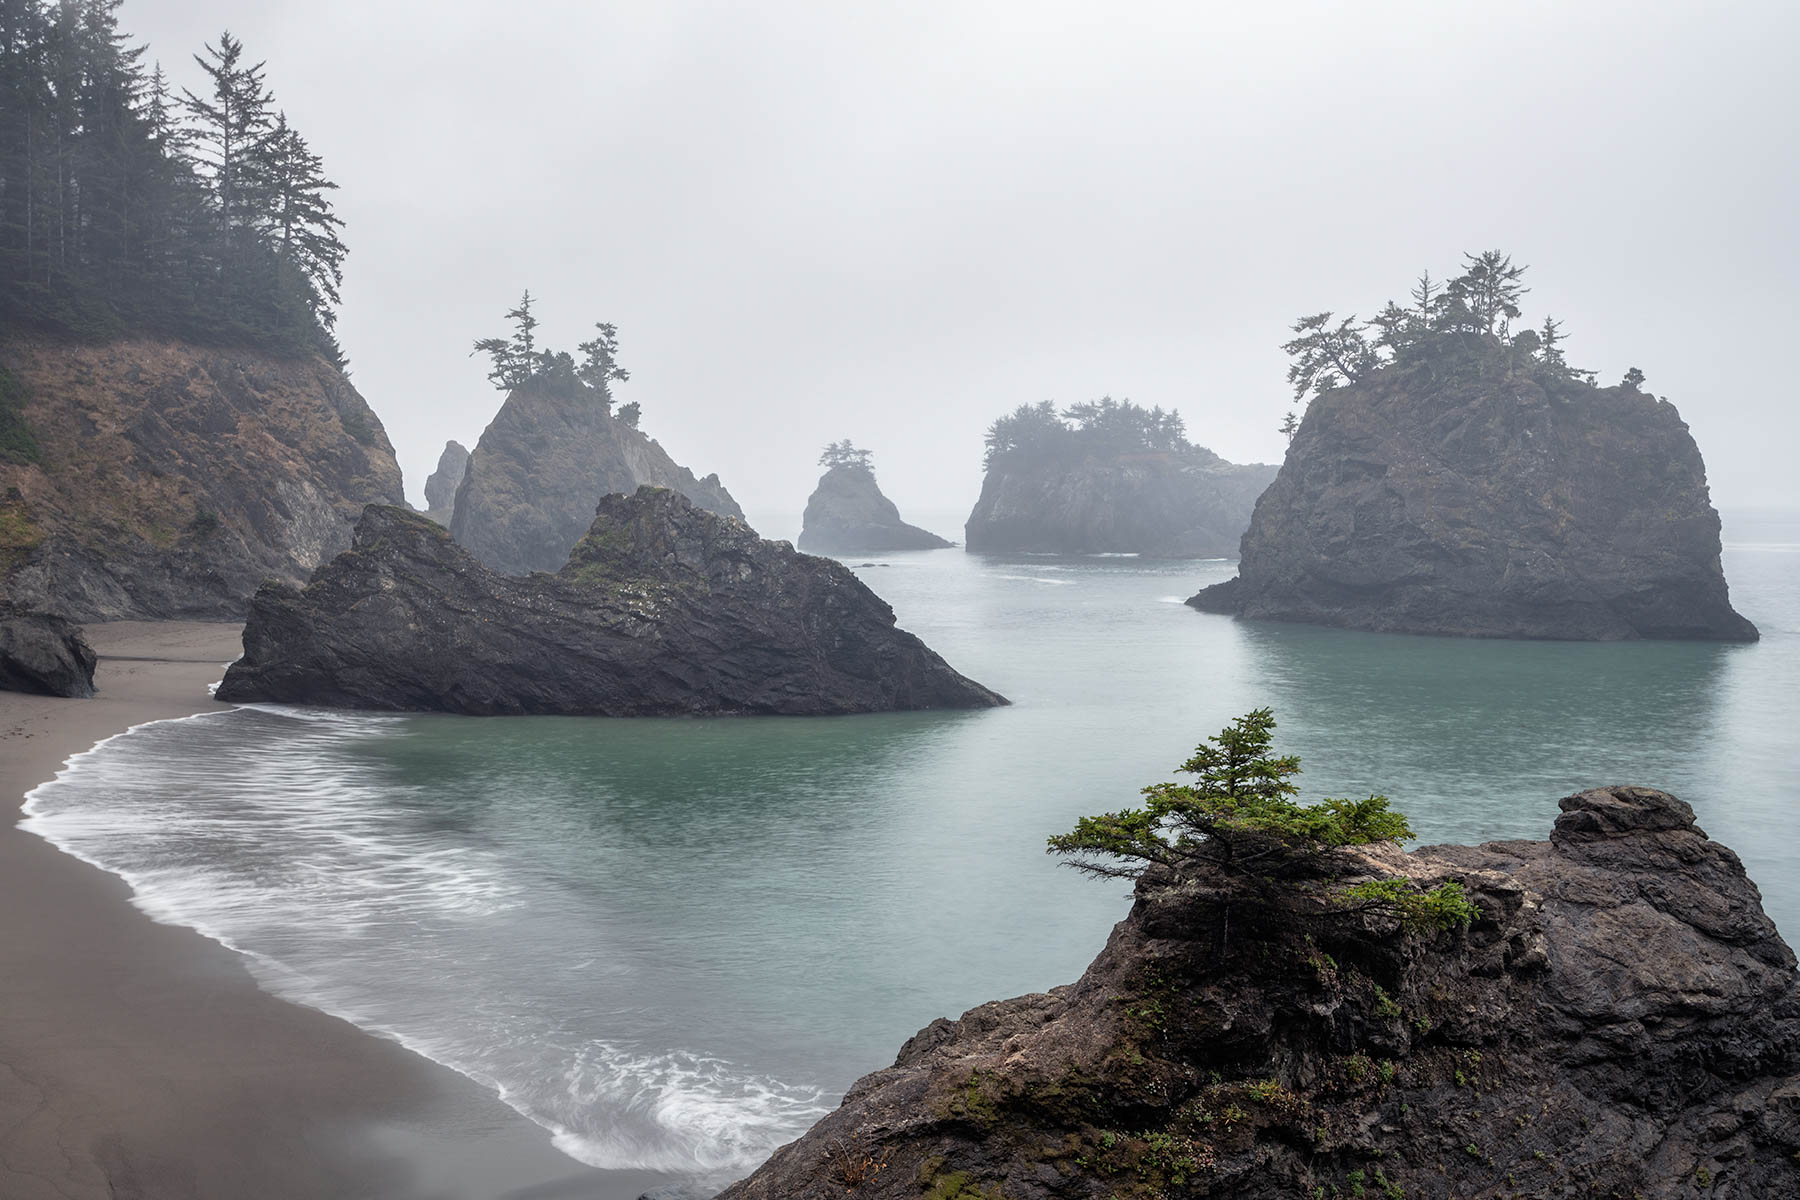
[1189,373,1757,641]
[719,786,1800,1199]
[218,487,1006,716]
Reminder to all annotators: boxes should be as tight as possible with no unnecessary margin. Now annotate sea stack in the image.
[965,398,1275,556]
[0,337,405,620]
[1189,252,1756,641]
[219,486,1005,716]
[422,439,469,519]
[450,375,742,575]
[799,442,951,553]
[1189,373,1757,641]
[718,786,1800,1200]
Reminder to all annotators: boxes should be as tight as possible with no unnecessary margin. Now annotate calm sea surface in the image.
[23,508,1800,1183]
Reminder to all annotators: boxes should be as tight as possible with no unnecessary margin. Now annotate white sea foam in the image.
[21,707,831,1176]
[994,574,1075,586]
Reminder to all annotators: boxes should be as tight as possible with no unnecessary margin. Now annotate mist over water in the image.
[23,512,1799,1184]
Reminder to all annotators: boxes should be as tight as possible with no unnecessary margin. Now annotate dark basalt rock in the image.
[1189,374,1757,640]
[218,487,1005,716]
[422,439,469,516]
[965,448,1276,557]
[798,465,951,553]
[718,786,1800,1199]
[0,604,97,697]
[450,378,743,575]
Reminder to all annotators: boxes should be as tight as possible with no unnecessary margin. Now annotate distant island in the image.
[1190,252,1757,641]
[965,398,1276,557]
[799,441,952,553]
[220,486,1004,715]
[448,294,743,574]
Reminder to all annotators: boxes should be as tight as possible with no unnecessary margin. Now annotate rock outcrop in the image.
[720,786,1800,1200]
[449,379,742,575]
[1189,375,1757,640]
[218,487,1004,715]
[965,449,1276,557]
[0,337,404,620]
[799,465,952,553]
[0,604,96,697]
[422,439,468,518]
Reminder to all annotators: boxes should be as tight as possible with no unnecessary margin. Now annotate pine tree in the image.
[252,111,344,318]
[180,31,272,238]
[472,290,541,390]
[575,321,629,407]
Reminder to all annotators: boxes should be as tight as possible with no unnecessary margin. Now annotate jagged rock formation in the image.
[0,337,404,620]
[1189,375,1757,640]
[720,786,1800,1200]
[422,439,468,518]
[219,487,1004,716]
[449,379,742,575]
[799,464,952,553]
[0,604,96,697]
[965,449,1276,557]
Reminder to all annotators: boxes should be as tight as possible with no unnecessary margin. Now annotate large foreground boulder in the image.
[1189,374,1757,640]
[966,447,1276,557]
[0,337,405,620]
[450,377,742,575]
[218,487,1005,715]
[799,464,951,553]
[719,786,1800,1199]
[0,605,97,697]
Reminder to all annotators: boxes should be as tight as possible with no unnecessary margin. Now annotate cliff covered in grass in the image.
[0,336,403,620]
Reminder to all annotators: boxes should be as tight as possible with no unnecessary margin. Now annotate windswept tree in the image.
[1444,249,1528,337]
[819,439,874,472]
[576,321,629,406]
[471,290,539,390]
[1048,708,1475,948]
[1281,312,1377,401]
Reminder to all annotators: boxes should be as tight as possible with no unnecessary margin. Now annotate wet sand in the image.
[0,621,674,1200]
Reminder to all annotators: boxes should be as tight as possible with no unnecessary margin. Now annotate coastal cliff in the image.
[0,337,404,620]
[719,786,1800,1199]
[1189,374,1757,641]
[450,378,741,575]
[219,486,1004,715]
[800,464,952,553]
[966,448,1276,557]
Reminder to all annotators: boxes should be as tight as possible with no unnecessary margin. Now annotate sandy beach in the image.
[0,621,673,1200]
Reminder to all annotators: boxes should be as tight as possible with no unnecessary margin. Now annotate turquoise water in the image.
[22,509,1799,1185]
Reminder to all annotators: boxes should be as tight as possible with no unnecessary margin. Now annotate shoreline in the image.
[1,620,673,1200]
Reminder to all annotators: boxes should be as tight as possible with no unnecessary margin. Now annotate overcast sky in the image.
[132,0,1799,519]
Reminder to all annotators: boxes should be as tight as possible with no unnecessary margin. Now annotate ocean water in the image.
[22,508,1800,1187]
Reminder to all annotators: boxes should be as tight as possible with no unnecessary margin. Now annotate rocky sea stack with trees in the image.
[219,486,1004,715]
[448,294,742,575]
[721,712,1800,1200]
[0,10,404,619]
[799,441,952,554]
[1190,252,1757,641]
[966,399,1276,557]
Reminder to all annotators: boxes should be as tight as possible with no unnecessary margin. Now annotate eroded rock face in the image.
[0,337,404,620]
[422,439,469,516]
[799,465,952,553]
[965,449,1276,557]
[0,605,96,697]
[1189,375,1757,640]
[218,487,1005,716]
[449,380,742,575]
[719,787,1800,1200]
